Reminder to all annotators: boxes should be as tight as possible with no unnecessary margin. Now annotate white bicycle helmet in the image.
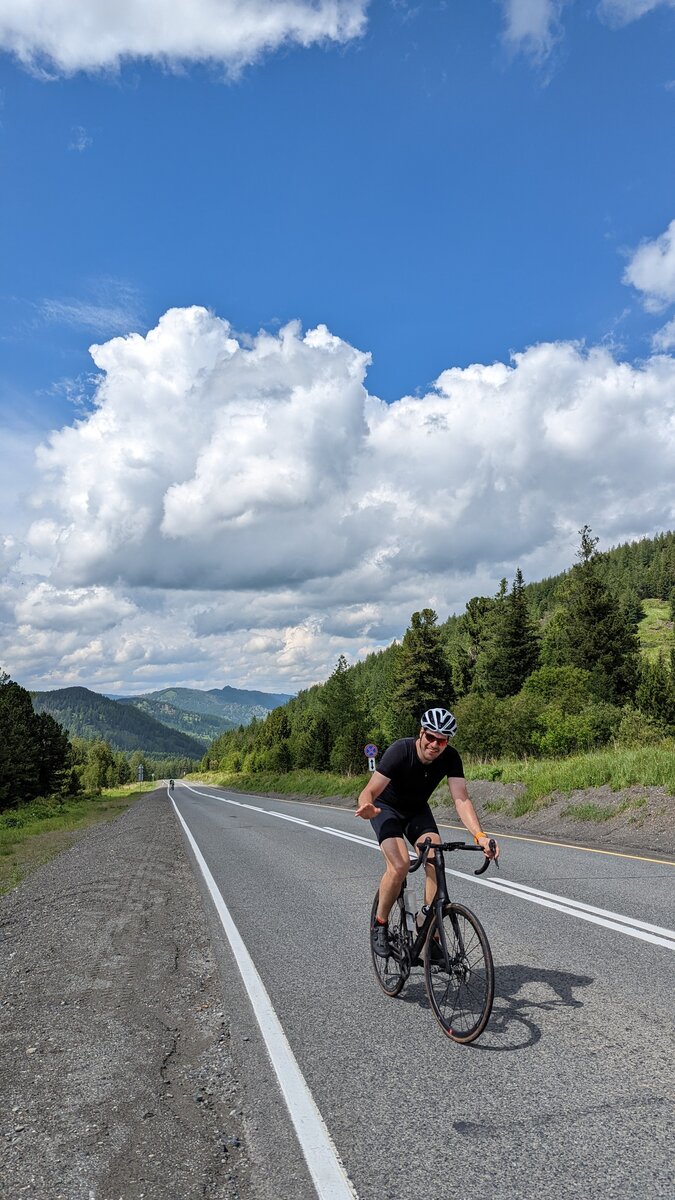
[420,707,457,738]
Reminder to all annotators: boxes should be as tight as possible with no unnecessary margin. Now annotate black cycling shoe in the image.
[371,921,390,958]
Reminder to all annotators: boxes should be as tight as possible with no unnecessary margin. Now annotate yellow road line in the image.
[437,822,675,866]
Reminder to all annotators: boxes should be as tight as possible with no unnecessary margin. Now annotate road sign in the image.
[367,756,377,773]
[137,765,144,782]
[364,743,378,758]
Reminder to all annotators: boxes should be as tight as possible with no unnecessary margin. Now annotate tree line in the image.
[205,528,675,775]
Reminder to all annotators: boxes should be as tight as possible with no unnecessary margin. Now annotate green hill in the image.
[32,687,205,758]
[638,599,674,661]
[117,696,236,744]
[525,530,675,617]
[125,685,293,727]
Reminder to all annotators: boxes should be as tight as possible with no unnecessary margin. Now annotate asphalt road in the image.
[172,780,675,1200]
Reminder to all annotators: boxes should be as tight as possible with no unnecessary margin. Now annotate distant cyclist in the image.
[355,707,499,958]
[169,778,175,790]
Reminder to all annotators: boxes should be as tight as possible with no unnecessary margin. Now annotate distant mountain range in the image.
[31,683,292,758]
[32,687,207,758]
[123,685,292,723]
[116,695,236,744]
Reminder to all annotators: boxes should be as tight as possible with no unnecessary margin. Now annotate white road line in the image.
[268,810,312,826]
[180,784,675,951]
[171,798,358,1200]
[491,875,675,939]
[445,870,675,951]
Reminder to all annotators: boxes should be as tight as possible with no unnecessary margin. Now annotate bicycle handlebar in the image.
[409,837,498,875]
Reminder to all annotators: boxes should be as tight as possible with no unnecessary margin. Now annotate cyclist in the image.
[169,778,175,790]
[355,707,499,958]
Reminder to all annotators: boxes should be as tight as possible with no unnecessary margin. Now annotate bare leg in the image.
[376,836,410,922]
[418,832,442,908]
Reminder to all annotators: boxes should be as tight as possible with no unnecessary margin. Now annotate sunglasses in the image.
[422,730,448,746]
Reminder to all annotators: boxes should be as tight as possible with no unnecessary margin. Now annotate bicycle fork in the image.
[431,902,469,978]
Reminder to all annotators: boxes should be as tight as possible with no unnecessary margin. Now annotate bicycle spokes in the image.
[424,903,494,1043]
[370,892,410,997]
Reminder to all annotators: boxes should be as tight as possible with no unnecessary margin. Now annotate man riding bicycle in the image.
[355,707,499,958]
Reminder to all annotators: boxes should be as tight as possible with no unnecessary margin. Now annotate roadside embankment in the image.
[433,780,675,857]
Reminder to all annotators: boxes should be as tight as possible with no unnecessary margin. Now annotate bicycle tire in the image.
[370,890,409,997]
[423,902,494,1043]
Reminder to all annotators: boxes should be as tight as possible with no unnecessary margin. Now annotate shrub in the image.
[533,702,620,757]
[522,665,595,712]
[454,694,503,759]
[615,707,667,748]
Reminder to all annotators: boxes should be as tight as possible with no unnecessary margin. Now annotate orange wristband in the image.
[473,831,487,843]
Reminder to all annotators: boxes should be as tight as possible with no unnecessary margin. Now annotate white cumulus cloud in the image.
[14,583,136,633]
[501,0,675,62]
[500,0,568,62]
[652,316,675,351]
[598,0,675,23]
[623,219,675,311]
[0,0,368,75]
[3,305,673,693]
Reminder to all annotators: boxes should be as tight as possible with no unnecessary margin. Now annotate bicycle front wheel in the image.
[424,903,494,1043]
[370,891,409,997]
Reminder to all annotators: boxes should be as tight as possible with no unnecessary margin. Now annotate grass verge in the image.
[0,782,158,896]
[191,746,674,822]
[192,768,368,800]
[463,745,675,815]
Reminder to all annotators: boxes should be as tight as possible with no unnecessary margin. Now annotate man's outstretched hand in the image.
[355,799,381,820]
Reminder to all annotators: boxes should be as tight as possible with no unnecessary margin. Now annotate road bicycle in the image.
[370,838,497,1044]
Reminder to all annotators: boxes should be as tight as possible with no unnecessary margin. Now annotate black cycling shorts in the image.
[370,801,439,847]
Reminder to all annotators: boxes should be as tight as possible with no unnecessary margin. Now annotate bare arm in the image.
[355,771,391,820]
[448,777,499,858]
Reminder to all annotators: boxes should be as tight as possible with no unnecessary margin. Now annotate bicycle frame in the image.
[399,839,494,968]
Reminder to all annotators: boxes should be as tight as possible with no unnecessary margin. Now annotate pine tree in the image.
[556,526,640,704]
[451,595,496,696]
[36,712,71,797]
[320,655,365,773]
[0,674,41,809]
[387,609,454,738]
[472,579,507,695]
[484,568,541,697]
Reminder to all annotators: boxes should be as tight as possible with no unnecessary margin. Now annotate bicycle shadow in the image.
[396,963,594,1051]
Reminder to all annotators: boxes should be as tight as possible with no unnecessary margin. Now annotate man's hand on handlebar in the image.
[476,834,499,860]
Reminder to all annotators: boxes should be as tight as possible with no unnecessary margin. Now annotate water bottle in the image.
[403,889,416,932]
[416,904,430,930]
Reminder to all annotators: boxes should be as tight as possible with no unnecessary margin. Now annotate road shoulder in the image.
[0,790,254,1200]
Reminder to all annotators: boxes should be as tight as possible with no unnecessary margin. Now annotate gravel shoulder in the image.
[0,790,255,1200]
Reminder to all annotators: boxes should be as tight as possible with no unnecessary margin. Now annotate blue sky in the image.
[1,1,675,695]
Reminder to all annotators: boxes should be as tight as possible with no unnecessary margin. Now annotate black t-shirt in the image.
[376,737,464,817]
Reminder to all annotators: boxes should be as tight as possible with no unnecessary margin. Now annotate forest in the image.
[2,528,674,813]
[204,529,675,777]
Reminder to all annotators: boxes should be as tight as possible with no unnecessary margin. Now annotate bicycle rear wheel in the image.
[370,890,410,997]
[423,903,494,1043]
